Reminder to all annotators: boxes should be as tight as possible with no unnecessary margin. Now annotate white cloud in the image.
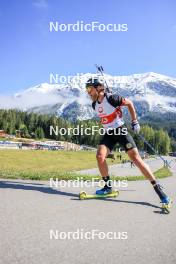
[0,93,61,110]
[0,85,89,110]
[33,0,48,9]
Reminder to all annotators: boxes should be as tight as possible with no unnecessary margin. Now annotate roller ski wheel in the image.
[79,191,87,200]
[79,190,119,200]
[161,198,173,214]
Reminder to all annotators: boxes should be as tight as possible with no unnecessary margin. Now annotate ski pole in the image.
[137,134,169,167]
[95,64,110,92]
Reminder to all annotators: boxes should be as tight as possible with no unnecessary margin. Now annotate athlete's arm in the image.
[122,98,137,122]
[109,94,140,133]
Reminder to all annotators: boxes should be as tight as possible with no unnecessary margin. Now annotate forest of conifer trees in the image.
[0,109,173,154]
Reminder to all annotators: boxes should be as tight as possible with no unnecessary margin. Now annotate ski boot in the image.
[161,196,173,214]
[153,182,172,213]
[96,186,113,195]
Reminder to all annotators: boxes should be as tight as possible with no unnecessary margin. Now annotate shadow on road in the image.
[74,196,162,210]
[102,197,162,210]
[0,180,79,198]
[0,180,162,212]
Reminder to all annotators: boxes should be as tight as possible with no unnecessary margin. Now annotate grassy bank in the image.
[0,149,125,171]
[0,166,172,181]
[0,149,172,181]
[0,149,124,180]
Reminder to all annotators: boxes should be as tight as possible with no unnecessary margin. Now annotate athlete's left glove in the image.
[131,120,140,134]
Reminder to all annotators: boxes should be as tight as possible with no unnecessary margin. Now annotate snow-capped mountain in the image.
[1,72,176,121]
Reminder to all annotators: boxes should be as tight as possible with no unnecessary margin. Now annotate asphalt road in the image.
[78,156,175,176]
[0,169,176,264]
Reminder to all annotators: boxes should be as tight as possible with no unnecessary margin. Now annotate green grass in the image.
[0,166,171,181]
[0,149,172,181]
[0,149,126,171]
[0,149,127,180]
[111,166,172,181]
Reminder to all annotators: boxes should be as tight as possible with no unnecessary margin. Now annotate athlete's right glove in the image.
[131,120,140,134]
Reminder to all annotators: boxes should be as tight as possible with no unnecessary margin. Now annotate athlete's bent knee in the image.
[132,155,141,165]
[96,153,106,164]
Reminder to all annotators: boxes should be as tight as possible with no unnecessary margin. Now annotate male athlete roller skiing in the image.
[85,77,172,211]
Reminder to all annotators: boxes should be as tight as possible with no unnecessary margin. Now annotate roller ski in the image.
[79,186,119,200]
[161,196,173,214]
[153,182,173,214]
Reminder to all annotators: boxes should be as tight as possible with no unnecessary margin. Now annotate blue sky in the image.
[0,0,176,94]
